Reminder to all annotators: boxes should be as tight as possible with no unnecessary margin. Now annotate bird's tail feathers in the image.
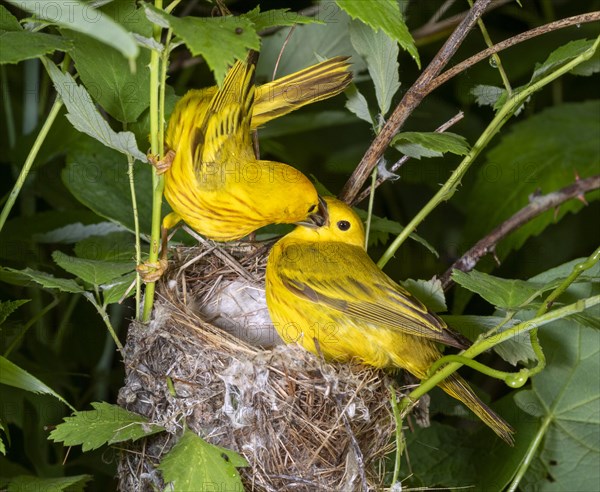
[440,373,515,446]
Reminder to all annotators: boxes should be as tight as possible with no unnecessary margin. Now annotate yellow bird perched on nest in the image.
[265,197,515,445]
[156,53,352,241]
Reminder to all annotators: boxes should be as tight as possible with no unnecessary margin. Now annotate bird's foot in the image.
[136,258,168,283]
[148,149,175,175]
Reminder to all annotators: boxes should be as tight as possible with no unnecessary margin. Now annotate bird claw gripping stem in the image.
[148,149,175,175]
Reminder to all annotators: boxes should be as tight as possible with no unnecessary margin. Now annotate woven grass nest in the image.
[118,239,412,491]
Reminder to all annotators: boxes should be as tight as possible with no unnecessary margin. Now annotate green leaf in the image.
[0,300,29,326]
[0,5,21,30]
[74,231,136,261]
[63,137,154,233]
[336,0,419,67]
[0,422,5,455]
[402,278,447,312]
[257,110,358,139]
[452,269,545,310]
[143,5,260,85]
[43,58,146,162]
[159,429,247,491]
[5,0,138,61]
[464,101,600,258]
[531,39,598,84]
[356,210,439,258]
[349,19,399,116]
[101,272,136,305]
[0,267,84,294]
[49,402,164,452]
[514,322,599,490]
[242,6,321,32]
[443,315,536,365]
[33,222,127,244]
[528,256,600,286]
[344,84,372,124]
[7,475,91,492]
[0,356,74,410]
[52,251,134,286]
[0,31,72,65]
[471,84,504,108]
[391,132,470,159]
[64,0,151,123]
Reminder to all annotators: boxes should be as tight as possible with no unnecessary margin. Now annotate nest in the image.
[118,240,403,491]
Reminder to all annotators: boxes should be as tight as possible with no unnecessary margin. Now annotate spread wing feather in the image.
[278,242,469,349]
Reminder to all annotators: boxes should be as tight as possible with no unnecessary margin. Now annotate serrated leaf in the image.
[144,5,260,85]
[0,356,74,410]
[391,132,470,160]
[7,475,91,492]
[0,4,21,30]
[5,0,138,61]
[63,137,154,233]
[0,267,84,293]
[528,256,600,286]
[0,31,72,65]
[64,0,151,122]
[531,39,597,84]
[464,101,600,258]
[49,402,164,451]
[356,210,439,258]
[349,19,399,116]
[452,270,546,310]
[0,300,29,326]
[242,6,321,32]
[471,84,504,108]
[345,84,372,124]
[159,429,247,491]
[336,0,419,67]
[33,222,128,244]
[43,58,146,161]
[101,272,136,305]
[52,251,134,286]
[443,315,535,365]
[514,323,599,490]
[402,278,447,312]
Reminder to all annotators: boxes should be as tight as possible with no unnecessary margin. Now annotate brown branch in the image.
[354,111,465,204]
[339,0,494,205]
[439,174,600,290]
[430,12,600,92]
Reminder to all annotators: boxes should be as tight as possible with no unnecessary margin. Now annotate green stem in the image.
[364,168,377,250]
[4,296,60,357]
[427,354,527,387]
[468,0,512,94]
[84,293,124,352]
[125,150,142,319]
[1,66,16,149]
[0,98,63,233]
[377,35,600,269]
[399,295,600,414]
[142,0,166,323]
[389,386,404,486]
[506,414,553,492]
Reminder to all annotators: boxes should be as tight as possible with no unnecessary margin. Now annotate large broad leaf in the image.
[63,137,154,234]
[43,59,146,161]
[0,356,74,410]
[52,251,135,287]
[336,0,419,67]
[49,402,164,452]
[64,0,152,123]
[0,31,72,65]
[242,6,320,32]
[144,5,260,85]
[349,19,399,116]
[7,475,91,492]
[158,429,247,491]
[464,101,600,258]
[0,267,83,294]
[514,322,600,491]
[5,0,138,61]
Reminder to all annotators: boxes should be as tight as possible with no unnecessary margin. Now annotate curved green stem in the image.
[389,386,404,486]
[378,35,600,269]
[142,0,166,323]
[399,295,600,414]
[84,293,124,352]
[125,151,142,319]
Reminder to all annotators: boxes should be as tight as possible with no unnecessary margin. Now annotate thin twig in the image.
[440,174,600,289]
[355,111,464,204]
[340,0,493,204]
[430,12,600,93]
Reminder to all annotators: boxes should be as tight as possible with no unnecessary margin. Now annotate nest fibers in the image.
[118,240,405,491]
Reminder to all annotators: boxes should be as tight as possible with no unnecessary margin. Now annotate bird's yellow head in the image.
[292,196,365,248]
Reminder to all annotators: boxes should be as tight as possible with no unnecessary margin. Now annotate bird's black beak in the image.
[295,196,329,228]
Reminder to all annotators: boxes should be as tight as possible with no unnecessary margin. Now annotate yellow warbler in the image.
[159,54,352,241]
[265,197,515,445]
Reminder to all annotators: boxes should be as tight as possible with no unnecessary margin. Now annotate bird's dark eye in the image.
[307,204,317,213]
[337,220,351,231]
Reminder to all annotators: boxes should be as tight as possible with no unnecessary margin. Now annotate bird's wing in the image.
[195,54,257,176]
[277,242,469,349]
